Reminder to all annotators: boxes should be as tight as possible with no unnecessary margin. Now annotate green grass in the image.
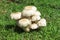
[0,0,60,40]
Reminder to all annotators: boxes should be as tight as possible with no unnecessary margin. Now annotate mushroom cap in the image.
[33,11,41,16]
[18,18,31,27]
[24,6,37,11]
[30,23,39,29]
[37,18,46,26]
[10,12,21,20]
[22,10,35,17]
[31,16,41,21]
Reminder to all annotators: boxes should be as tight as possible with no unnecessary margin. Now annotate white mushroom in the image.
[22,10,35,17]
[18,18,31,28]
[10,6,47,32]
[24,6,37,11]
[10,12,21,20]
[34,11,41,16]
[22,6,37,17]
[30,23,39,29]
[31,16,41,22]
[37,18,46,26]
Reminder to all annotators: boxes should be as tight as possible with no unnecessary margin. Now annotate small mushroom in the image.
[30,23,39,29]
[24,6,37,11]
[10,12,21,20]
[37,18,46,26]
[22,6,37,17]
[22,10,35,17]
[31,16,41,22]
[18,18,31,28]
[23,27,30,32]
[34,11,41,16]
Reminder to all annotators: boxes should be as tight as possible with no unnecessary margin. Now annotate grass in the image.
[0,0,60,40]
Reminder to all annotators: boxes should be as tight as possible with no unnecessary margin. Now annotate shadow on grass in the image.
[5,24,43,33]
[14,25,24,33]
[5,25,24,34]
[30,28,43,32]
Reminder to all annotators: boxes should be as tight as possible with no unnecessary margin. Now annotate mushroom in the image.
[34,11,41,16]
[23,27,30,32]
[37,18,46,26]
[22,9,35,17]
[10,12,21,20]
[31,16,41,22]
[10,6,47,32]
[30,23,39,29]
[22,6,37,17]
[24,6,37,11]
[18,18,31,28]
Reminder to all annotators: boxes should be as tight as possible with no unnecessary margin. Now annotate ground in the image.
[0,0,60,40]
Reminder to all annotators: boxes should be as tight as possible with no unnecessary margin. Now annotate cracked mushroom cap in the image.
[31,16,41,22]
[30,23,39,29]
[10,12,21,20]
[24,6,37,11]
[18,18,31,28]
[37,18,46,26]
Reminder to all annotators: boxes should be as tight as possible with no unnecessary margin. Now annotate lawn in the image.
[0,0,60,40]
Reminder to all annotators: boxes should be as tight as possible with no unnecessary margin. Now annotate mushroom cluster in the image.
[10,6,47,32]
